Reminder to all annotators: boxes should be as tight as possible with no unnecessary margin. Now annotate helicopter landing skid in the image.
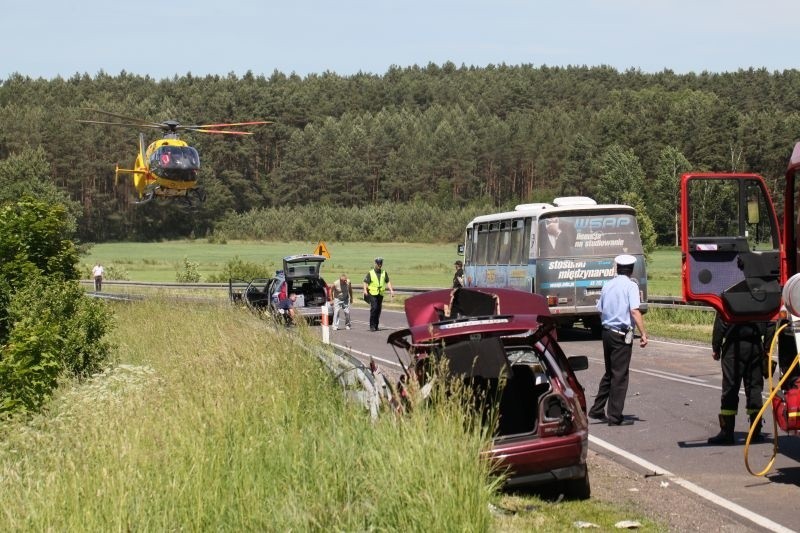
[134,189,157,204]
[133,186,205,208]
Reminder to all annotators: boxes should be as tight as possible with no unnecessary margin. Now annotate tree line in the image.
[1,63,799,245]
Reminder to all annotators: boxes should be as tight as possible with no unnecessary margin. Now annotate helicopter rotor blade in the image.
[186,128,256,135]
[81,108,164,128]
[188,121,273,129]
[77,119,165,129]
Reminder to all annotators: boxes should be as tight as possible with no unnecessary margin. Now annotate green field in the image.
[82,240,684,294]
[82,240,461,287]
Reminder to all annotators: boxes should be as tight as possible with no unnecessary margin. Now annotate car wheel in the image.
[562,471,591,500]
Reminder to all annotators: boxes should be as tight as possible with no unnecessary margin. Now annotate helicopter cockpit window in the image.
[150,146,200,181]
[151,146,200,169]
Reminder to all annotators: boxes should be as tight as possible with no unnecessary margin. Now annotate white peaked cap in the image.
[615,254,636,266]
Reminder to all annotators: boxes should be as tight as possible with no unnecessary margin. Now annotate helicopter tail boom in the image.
[114,165,148,176]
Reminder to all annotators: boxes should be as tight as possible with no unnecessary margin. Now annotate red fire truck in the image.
[680,143,800,448]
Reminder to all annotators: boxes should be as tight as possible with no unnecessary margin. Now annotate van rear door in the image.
[282,254,326,280]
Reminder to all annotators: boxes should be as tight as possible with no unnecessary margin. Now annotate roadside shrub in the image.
[206,231,228,244]
[0,309,61,414]
[0,197,80,285]
[0,197,81,343]
[0,276,114,414]
[206,256,274,282]
[104,264,130,281]
[175,257,201,283]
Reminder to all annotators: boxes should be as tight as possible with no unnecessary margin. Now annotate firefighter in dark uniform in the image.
[707,313,766,444]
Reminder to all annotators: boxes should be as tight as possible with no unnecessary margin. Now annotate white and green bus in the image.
[461,197,647,335]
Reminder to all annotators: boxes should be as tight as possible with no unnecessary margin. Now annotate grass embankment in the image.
[0,299,662,531]
[0,299,494,529]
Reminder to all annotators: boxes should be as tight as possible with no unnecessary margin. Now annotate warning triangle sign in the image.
[313,241,331,259]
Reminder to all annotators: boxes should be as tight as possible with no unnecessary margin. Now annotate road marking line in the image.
[330,343,402,369]
[647,338,710,349]
[589,435,795,533]
[631,368,720,389]
[587,356,774,399]
[587,356,720,389]
[640,368,708,383]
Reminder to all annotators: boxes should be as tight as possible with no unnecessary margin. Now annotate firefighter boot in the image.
[748,413,764,442]
[707,414,735,445]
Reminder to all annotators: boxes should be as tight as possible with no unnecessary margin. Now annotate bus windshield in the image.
[538,213,643,259]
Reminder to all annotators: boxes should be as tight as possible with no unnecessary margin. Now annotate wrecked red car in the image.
[387,287,590,498]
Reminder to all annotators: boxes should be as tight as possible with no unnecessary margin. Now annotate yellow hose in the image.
[744,323,800,476]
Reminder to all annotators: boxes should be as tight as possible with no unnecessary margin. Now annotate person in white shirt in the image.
[330,274,353,330]
[91,263,105,292]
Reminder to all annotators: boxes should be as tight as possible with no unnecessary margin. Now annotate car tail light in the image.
[538,393,576,437]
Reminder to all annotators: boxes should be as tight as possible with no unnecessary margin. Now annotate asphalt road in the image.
[323,305,800,532]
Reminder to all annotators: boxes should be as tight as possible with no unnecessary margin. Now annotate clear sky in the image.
[2,0,798,81]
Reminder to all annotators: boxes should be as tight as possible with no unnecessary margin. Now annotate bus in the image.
[461,196,647,335]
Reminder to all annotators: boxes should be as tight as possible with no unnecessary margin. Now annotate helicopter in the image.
[79,110,271,206]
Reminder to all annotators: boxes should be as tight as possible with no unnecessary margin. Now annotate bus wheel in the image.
[585,317,603,338]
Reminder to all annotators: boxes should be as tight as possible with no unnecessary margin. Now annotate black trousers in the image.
[719,338,764,415]
[590,329,632,424]
[369,294,384,330]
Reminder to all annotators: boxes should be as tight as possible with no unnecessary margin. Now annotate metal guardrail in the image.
[80,280,710,310]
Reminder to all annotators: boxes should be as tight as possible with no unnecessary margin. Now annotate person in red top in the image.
[277,293,297,326]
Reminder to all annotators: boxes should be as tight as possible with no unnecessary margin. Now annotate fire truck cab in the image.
[680,143,800,413]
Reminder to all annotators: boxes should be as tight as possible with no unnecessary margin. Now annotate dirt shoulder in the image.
[588,449,758,532]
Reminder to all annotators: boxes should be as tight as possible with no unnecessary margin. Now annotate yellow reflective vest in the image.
[367,269,388,296]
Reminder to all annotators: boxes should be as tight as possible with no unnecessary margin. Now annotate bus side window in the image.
[510,219,526,265]
[487,222,500,264]
[465,228,473,266]
[477,223,488,265]
[524,218,533,262]
[498,221,511,264]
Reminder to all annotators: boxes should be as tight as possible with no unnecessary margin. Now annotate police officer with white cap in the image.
[588,254,648,426]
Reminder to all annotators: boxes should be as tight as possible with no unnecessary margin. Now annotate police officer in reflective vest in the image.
[708,313,766,444]
[362,257,395,331]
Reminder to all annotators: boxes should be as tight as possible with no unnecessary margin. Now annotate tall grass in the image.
[646,306,715,343]
[0,300,494,531]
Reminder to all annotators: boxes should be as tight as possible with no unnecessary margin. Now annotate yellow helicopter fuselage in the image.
[116,137,201,200]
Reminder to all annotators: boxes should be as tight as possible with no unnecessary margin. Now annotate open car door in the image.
[680,173,782,322]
